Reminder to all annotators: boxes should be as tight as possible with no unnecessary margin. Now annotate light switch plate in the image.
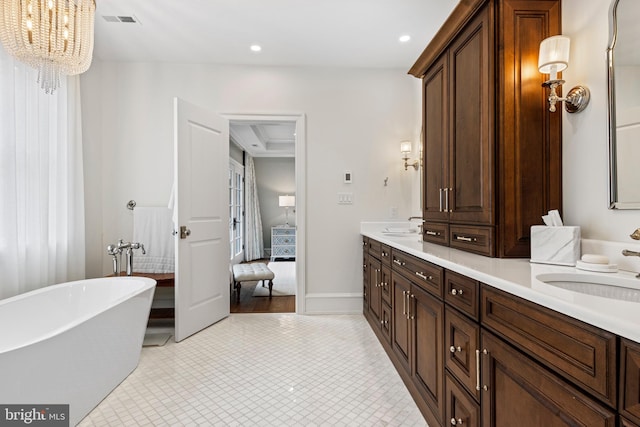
[338,192,353,204]
[344,170,352,184]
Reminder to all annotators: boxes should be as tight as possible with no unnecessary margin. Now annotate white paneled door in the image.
[174,98,230,342]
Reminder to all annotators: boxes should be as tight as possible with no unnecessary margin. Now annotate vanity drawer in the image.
[391,249,443,298]
[445,270,479,321]
[450,225,494,257]
[423,221,449,246]
[368,240,391,264]
[481,285,617,407]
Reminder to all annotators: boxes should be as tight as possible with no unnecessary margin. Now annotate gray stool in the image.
[231,263,275,302]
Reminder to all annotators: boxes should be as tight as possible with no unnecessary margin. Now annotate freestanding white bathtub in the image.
[0,277,156,426]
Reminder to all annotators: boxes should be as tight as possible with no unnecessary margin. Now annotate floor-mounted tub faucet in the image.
[106,240,146,276]
[125,242,146,276]
[107,244,121,276]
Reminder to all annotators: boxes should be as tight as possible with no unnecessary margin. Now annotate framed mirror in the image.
[608,0,640,209]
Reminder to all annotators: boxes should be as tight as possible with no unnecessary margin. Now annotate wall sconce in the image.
[400,141,419,171]
[278,195,295,226]
[538,35,590,113]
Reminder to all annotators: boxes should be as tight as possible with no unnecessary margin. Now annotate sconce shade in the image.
[538,35,570,77]
[279,195,296,207]
[0,0,96,94]
[400,141,412,154]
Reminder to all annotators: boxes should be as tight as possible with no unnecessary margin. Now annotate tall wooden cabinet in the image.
[410,0,562,258]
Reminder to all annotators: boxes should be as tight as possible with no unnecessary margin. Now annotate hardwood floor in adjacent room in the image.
[230,281,295,313]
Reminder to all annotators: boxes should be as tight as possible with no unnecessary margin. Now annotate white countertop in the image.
[361,223,640,343]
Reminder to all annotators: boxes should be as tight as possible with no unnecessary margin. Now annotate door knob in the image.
[180,225,191,239]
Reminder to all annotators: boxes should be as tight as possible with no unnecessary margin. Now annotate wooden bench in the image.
[232,263,275,302]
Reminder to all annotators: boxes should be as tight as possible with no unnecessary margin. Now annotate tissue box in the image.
[530,226,581,266]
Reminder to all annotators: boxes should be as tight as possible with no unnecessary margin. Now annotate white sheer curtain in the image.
[244,155,264,261]
[0,46,86,299]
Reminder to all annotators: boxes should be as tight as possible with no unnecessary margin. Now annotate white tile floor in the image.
[79,314,427,426]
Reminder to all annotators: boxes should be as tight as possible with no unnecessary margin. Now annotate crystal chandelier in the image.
[0,0,96,94]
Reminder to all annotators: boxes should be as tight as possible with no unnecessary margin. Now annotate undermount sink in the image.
[381,227,418,237]
[535,272,640,302]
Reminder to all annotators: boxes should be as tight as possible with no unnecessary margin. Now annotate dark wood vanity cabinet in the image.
[411,0,562,258]
[362,237,637,427]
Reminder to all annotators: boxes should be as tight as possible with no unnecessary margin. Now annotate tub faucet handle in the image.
[132,242,146,255]
[631,228,640,240]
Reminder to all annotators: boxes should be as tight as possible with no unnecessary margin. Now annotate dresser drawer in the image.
[481,285,617,407]
[450,225,494,257]
[273,227,295,236]
[444,270,479,321]
[271,245,295,257]
[391,249,443,298]
[273,235,296,246]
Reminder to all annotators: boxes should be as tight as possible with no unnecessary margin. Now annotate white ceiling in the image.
[230,120,296,157]
[93,0,459,69]
[93,1,459,157]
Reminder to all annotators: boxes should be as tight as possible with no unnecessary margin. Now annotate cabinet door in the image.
[445,306,480,401]
[423,53,449,223]
[448,4,493,225]
[363,241,369,314]
[368,257,382,323]
[392,272,412,374]
[481,330,616,427]
[446,373,480,427]
[497,0,562,257]
[621,339,640,425]
[412,284,445,424]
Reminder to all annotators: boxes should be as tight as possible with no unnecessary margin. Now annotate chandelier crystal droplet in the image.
[0,0,96,94]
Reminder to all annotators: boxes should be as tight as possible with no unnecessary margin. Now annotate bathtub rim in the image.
[0,276,156,355]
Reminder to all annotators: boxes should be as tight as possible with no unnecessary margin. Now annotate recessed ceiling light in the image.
[250,45,262,52]
[399,35,411,43]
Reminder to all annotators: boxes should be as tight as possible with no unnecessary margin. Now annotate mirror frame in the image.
[607,0,640,209]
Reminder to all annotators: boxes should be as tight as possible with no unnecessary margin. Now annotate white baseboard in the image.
[304,292,363,314]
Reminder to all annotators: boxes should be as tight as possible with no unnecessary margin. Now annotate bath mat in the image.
[143,332,172,347]
[252,262,296,297]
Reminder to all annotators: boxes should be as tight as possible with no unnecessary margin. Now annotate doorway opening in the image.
[224,113,306,314]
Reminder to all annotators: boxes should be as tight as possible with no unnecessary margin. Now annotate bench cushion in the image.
[232,263,275,282]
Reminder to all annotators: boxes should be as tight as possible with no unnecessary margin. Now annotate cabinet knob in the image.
[450,418,463,425]
[450,288,463,296]
[450,345,462,353]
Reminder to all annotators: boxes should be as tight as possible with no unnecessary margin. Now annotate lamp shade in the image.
[400,141,412,154]
[538,35,570,75]
[279,195,295,207]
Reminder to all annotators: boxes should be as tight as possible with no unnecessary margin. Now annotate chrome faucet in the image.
[107,244,121,276]
[106,240,146,276]
[622,228,640,277]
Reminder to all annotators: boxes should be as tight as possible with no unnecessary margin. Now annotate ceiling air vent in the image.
[102,15,139,24]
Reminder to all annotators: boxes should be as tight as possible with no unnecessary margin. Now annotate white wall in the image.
[562,0,640,243]
[80,62,421,312]
[81,0,632,313]
[253,157,296,250]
